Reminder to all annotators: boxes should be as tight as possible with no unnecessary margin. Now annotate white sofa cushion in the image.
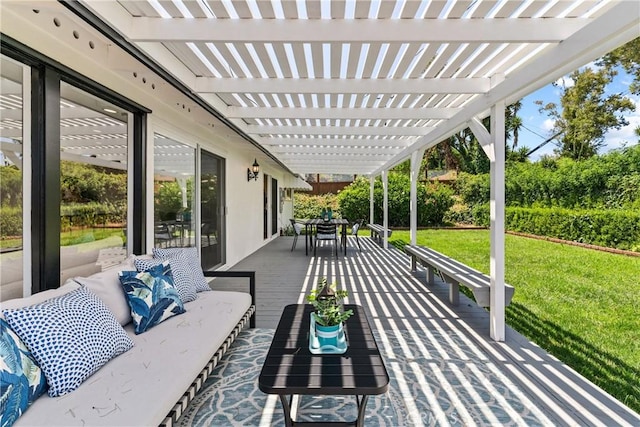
[73,271,129,326]
[14,290,252,426]
[72,254,151,326]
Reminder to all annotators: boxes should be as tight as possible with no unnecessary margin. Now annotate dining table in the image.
[304,218,349,256]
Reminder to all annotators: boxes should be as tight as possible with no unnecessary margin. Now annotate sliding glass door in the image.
[200,150,225,269]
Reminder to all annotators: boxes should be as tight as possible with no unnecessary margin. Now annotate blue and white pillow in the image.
[152,247,210,292]
[2,287,134,397]
[0,319,48,427]
[119,262,186,334]
[134,253,198,303]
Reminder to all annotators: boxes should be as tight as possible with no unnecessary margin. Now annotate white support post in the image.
[382,170,389,249]
[177,178,188,209]
[369,176,375,226]
[490,101,506,341]
[410,148,426,245]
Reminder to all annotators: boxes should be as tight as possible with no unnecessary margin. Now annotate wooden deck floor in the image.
[210,235,640,426]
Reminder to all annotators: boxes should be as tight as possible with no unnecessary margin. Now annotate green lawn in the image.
[390,229,640,413]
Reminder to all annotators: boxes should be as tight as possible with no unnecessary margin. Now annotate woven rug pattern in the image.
[177,328,549,426]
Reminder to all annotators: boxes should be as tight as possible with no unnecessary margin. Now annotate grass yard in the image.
[390,229,640,413]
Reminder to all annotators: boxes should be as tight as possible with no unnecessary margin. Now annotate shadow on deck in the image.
[209,235,640,426]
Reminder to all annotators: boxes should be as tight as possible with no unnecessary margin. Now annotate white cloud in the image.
[603,97,640,151]
[541,118,555,131]
[554,76,574,88]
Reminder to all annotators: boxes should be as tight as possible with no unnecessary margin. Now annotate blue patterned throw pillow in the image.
[2,287,134,398]
[134,252,198,303]
[152,247,211,292]
[119,262,186,334]
[0,319,48,427]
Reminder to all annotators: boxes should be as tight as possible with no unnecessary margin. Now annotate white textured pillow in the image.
[70,255,150,326]
[134,253,198,303]
[73,271,131,326]
[152,247,210,292]
[2,287,134,397]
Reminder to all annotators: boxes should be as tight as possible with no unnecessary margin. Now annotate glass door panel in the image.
[153,134,195,249]
[200,150,224,269]
[59,83,129,283]
[0,55,27,301]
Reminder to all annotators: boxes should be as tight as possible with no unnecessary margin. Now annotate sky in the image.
[514,67,639,161]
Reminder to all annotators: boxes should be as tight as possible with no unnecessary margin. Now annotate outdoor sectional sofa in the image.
[0,250,255,427]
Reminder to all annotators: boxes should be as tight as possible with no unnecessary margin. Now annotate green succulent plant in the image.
[306,277,353,327]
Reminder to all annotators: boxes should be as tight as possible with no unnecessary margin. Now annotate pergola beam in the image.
[224,106,457,120]
[268,146,401,155]
[245,125,433,137]
[257,137,411,148]
[194,77,490,95]
[127,18,590,43]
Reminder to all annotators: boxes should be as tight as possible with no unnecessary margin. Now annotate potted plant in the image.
[306,277,353,346]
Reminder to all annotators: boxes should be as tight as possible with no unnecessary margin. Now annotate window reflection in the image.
[153,134,195,248]
[0,55,26,301]
[59,83,128,282]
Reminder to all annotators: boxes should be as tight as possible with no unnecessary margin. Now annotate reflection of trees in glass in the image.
[0,165,22,207]
[200,173,218,236]
[201,174,217,206]
[0,165,23,241]
[61,161,126,204]
[155,178,194,221]
[59,161,127,232]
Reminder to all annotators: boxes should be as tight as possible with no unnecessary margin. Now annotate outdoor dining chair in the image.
[341,219,365,252]
[154,222,174,248]
[314,222,338,257]
[290,218,302,251]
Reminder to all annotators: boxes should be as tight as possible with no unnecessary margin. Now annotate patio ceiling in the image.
[73,1,639,175]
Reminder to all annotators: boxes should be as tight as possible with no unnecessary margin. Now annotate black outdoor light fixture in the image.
[247,158,260,181]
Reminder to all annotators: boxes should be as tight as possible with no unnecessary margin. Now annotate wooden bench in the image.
[367,223,392,245]
[405,244,514,307]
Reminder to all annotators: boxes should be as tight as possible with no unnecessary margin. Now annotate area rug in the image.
[176,328,547,427]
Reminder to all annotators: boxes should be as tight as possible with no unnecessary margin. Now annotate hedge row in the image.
[60,202,126,228]
[456,145,640,210]
[335,175,454,227]
[0,206,21,237]
[472,205,640,251]
[1,203,126,238]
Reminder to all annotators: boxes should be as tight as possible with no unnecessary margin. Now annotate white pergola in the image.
[11,0,640,340]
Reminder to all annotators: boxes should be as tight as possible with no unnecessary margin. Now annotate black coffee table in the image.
[258,304,389,426]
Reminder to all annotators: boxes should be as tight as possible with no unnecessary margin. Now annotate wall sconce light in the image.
[247,158,260,181]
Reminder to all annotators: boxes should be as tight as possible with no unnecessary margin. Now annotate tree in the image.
[506,101,523,149]
[599,37,640,95]
[336,174,454,227]
[425,101,525,174]
[536,67,635,160]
